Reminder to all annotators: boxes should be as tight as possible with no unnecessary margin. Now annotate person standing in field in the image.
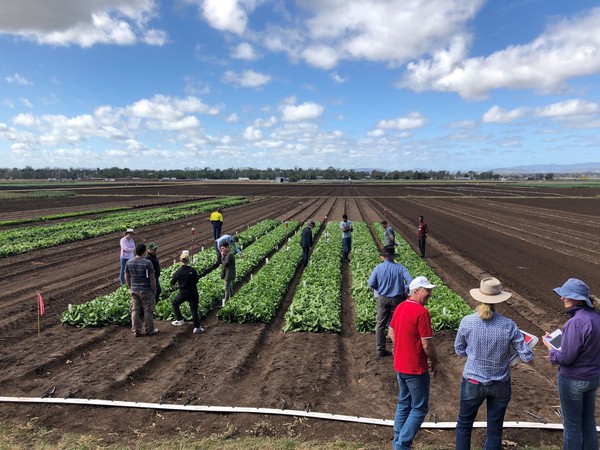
[145,242,161,305]
[368,247,413,357]
[215,234,242,264]
[454,277,534,450]
[382,220,399,252]
[220,241,236,308]
[542,278,600,450]
[417,215,428,258]
[170,251,204,334]
[300,221,315,266]
[119,228,135,285]
[124,243,157,337]
[209,208,224,240]
[340,214,353,261]
[388,276,440,450]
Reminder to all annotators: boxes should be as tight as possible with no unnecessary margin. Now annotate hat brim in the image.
[379,251,400,257]
[470,288,511,304]
[553,287,593,307]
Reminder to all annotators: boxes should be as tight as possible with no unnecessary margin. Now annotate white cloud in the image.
[302,45,339,69]
[280,102,324,122]
[482,106,528,124]
[535,99,599,117]
[401,8,600,99]
[232,42,258,60]
[376,112,427,130]
[0,0,167,47]
[222,70,271,88]
[5,74,32,85]
[329,72,348,84]
[197,0,249,35]
[226,113,240,122]
[243,125,263,140]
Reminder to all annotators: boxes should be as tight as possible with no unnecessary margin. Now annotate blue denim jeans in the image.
[455,377,511,450]
[342,237,352,260]
[558,374,599,450]
[393,372,430,450]
[119,257,129,285]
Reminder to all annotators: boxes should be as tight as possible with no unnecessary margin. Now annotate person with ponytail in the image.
[542,278,600,450]
[454,277,534,450]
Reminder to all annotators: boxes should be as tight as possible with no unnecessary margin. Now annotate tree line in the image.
[0,166,512,181]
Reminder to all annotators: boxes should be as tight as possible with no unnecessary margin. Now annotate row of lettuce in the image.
[61,219,473,332]
[0,197,248,257]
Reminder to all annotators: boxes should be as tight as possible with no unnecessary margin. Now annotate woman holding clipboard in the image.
[542,278,600,450]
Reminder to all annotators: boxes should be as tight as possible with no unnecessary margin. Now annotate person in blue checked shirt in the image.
[368,247,413,357]
[454,277,534,450]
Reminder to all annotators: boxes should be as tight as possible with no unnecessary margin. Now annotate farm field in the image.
[0,180,599,449]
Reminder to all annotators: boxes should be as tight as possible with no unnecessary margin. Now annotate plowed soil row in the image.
[1,181,598,449]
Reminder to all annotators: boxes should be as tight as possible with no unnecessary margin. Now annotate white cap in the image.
[409,276,437,291]
[180,250,190,260]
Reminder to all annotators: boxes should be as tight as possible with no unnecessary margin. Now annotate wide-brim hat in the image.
[553,278,592,308]
[126,228,135,234]
[470,277,511,304]
[379,248,399,257]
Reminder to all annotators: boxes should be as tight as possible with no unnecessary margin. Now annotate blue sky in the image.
[1,0,600,172]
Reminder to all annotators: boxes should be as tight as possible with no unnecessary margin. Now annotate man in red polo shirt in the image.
[389,276,440,450]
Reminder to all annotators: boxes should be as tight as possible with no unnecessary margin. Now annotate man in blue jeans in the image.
[389,276,440,450]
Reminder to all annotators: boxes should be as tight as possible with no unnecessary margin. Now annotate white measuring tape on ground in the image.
[0,396,588,430]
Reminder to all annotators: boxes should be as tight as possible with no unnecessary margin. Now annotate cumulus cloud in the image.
[222,69,271,88]
[535,99,599,117]
[482,106,528,124]
[5,74,32,85]
[280,102,324,122]
[243,125,263,140]
[193,0,250,35]
[329,72,348,84]
[232,42,258,60]
[0,0,167,47]
[401,8,600,99]
[376,112,427,130]
[302,45,339,69]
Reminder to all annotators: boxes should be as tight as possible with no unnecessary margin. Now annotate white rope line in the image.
[0,396,584,430]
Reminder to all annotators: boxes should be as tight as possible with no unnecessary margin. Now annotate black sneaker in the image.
[133,331,142,338]
[146,329,159,336]
[377,349,392,357]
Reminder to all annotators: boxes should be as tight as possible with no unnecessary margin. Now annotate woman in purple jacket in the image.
[543,278,600,450]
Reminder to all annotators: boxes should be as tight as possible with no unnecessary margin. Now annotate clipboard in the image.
[544,329,562,350]
[509,330,539,366]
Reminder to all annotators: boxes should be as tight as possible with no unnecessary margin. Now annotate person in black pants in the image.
[300,221,315,266]
[170,252,203,334]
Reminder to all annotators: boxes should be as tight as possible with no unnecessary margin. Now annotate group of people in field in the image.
[118,208,239,337]
[359,214,599,450]
[120,208,599,450]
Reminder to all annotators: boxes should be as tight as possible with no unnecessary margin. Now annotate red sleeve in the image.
[417,309,433,339]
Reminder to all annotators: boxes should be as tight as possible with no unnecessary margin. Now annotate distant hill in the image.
[493,162,600,175]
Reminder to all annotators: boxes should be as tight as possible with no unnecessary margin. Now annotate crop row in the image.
[282,221,342,332]
[0,196,247,257]
[349,222,381,332]
[155,220,300,320]
[372,223,473,331]
[219,222,322,324]
[61,219,281,327]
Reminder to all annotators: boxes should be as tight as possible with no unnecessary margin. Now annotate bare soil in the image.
[0,181,599,449]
